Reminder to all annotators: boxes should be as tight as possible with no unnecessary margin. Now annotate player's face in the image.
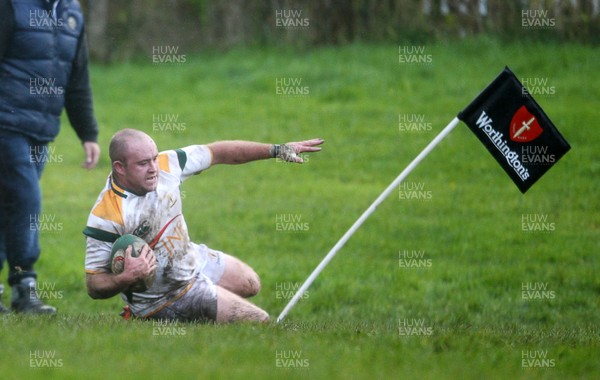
[120,137,159,195]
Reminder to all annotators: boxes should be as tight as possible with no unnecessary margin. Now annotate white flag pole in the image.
[276,117,461,323]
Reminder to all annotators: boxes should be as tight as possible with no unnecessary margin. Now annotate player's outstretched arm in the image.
[208,138,323,165]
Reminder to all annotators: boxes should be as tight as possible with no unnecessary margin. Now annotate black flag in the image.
[458,67,570,193]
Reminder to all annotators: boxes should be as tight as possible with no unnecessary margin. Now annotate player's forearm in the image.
[86,272,132,299]
[207,141,273,165]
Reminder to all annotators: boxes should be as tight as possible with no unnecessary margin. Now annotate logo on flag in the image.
[510,106,543,142]
[458,67,570,193]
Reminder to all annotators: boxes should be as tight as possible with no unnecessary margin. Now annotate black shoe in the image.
[0,284,10,313]
[11,278,56,314]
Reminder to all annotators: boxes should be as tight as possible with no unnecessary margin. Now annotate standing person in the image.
[0,0,100,314]
[84,129,323,322]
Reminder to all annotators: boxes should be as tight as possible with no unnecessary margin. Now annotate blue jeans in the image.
[0,131,47,285]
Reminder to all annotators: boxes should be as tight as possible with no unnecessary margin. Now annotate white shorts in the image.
[194,243,226,284]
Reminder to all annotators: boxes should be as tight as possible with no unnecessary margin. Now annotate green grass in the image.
[1,38,599,379]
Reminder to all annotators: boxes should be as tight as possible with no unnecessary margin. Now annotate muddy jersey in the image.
[84,145,213,317]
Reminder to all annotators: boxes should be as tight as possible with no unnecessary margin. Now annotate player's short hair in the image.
[109,129,152,164]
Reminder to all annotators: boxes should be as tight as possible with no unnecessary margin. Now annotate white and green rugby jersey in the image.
[84,145,213,317]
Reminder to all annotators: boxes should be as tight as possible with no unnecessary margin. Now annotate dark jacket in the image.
[0,0,98,143]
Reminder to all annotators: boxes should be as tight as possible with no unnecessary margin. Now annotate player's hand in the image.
[82,141,100,169]
[122,244,157,285]
[279,138,324,163]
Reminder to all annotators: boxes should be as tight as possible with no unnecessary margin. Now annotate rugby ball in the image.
[110,234,156,292]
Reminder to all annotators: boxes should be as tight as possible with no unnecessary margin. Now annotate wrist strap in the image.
[271,144,281,158]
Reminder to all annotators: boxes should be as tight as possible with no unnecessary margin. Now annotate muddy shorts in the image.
[147,245,226,322]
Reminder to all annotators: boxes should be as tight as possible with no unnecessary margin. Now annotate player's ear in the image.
[113,160,126,175]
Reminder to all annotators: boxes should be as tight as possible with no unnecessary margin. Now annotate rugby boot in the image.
[0,284,10,313]
[11,277,56,314]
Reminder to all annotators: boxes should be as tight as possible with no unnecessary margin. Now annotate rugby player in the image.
[83,129,323,322]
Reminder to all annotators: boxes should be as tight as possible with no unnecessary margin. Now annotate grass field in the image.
[1,38,598,379]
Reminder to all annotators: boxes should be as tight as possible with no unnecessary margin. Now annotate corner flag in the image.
[458,67,570,193]
[277,67,571,322]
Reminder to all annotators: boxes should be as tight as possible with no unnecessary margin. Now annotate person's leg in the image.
[216,286,269,323]
[0,133,54,313]
[193,245,267,322]
[146,274,268,323]
[0,133,43,284]
[217,254,262,298]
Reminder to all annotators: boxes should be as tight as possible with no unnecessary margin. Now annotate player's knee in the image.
[242,270,261,298]
[220,255,262,297]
